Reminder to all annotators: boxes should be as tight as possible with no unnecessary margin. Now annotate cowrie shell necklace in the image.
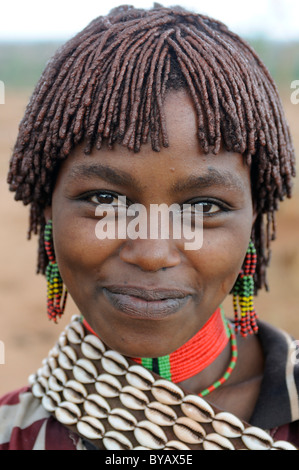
[29,315,297,451]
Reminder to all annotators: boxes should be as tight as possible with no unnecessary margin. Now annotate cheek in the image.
[51,215,118,293]
[190,229,251,296]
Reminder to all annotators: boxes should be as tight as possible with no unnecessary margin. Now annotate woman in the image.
[0,5,298,450]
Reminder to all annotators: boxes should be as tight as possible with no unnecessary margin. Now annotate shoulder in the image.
[250,320,299,433]
[0,387,81,450]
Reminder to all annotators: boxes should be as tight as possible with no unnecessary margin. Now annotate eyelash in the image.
[78,191,231,215]
[188,199,230,215]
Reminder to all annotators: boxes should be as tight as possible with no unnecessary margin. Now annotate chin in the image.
[100,333,177,359]
[82,305,193,359]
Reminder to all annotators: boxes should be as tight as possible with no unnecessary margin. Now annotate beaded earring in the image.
[44,220,67,322]
[233,240,258,337]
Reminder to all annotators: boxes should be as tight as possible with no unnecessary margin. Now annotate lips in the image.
[102,285,192,319]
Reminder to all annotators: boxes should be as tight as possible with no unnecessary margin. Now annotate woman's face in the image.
[47,91,255,358]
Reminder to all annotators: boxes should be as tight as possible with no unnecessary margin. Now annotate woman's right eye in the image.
[90,192,119,205]
[83,191,127,207]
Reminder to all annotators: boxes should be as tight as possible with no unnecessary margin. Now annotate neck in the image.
[82,306,231,385]
[131,307,230,383]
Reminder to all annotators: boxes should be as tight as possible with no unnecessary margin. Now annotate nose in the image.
[119,238,181,272]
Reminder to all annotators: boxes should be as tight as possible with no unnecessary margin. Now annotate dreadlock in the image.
[7,4,295,292]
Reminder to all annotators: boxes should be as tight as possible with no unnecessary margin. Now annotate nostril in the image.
[119,238,181,272]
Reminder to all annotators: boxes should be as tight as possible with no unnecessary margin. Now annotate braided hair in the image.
[7,4,295,292]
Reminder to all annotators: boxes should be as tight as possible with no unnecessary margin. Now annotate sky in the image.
[0,0,299,42]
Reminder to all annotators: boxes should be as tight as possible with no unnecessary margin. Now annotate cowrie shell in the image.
[48,356,58,371]
[49,345,60,358]
[58,345,77,370]
[126,365,155,390]
[37,367,44,377]
[108,408,138,431]
[151,379,184,405]
[32,376,48,398]
[203,433,235,450]
[145,401,177,426]
[95,373,122,398]
[173,417,206,444]
[55,401,81,425]
[271,440,297,450]
[58,332,68,348]
[212,412,245,438]
[77,416,105,440]
[66,322,85,345]
[81,335,105,360]
[134,420,167,450]
[71,315,81,322]
[48,368,67,392]
[181,395,215,423]
[42,391,61,412]
[164,440,191,450]
[32,383,45,399]
[120,385,149,410]
[241,426,273,450]
[28,374,37,386]
[63,380,88,404]
[84,394,110,418]
[103,431,133,450]
[40,363,51,379]
[73,358,98,384]
[101,350,129,375]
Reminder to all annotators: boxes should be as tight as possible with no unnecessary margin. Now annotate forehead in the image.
[56,90,251,194]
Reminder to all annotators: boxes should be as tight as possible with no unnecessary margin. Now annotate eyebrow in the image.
[67,163,244,193]
[172,168,245,193]
[67,163,142,191]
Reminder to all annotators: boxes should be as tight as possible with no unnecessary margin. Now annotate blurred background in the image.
[0,0,299,396]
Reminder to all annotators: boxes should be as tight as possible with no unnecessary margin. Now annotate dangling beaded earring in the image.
[44,220,67,322]
[233,240,258,337]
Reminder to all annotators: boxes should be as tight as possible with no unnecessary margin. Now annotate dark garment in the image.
[250,321,299,436]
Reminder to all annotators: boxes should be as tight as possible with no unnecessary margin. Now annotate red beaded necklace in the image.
[82,306,238,397]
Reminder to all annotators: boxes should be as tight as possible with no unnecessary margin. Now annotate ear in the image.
[44,206,52,223]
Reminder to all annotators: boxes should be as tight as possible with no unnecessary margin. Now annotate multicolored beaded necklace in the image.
[200,322,238,397]
[81,306,238,398]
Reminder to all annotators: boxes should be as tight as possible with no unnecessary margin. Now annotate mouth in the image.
[102,285,192,320]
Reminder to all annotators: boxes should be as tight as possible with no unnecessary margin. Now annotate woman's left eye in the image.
[190,201,225,214]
